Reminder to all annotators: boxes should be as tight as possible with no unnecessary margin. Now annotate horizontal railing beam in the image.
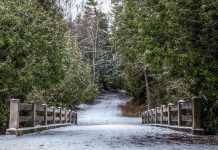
[141,97,204,134]
[7,99,78,135]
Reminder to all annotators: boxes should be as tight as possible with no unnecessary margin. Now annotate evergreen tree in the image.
[0,0,98,133]
[72,0,121,89]
[111,0,218,132]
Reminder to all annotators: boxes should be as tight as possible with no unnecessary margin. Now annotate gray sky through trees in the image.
[96,0,112,13]
[77,0,112,13]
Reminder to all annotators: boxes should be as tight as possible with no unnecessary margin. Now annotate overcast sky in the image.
[96,0,112,13]
[61,0,112,19]
[76,0,112,13]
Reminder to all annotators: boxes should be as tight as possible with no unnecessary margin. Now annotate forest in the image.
[0,0,217,134]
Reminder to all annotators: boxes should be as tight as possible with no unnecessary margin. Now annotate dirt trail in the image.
[0,92,217,150]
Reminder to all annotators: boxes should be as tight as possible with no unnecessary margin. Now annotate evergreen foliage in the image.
[111,0,217,103]
[111,0,218,133]
[0,0,98,133]
[72,0,124,90]
[0,0,217,135]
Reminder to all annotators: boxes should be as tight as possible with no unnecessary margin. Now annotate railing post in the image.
[58,107,62,124]
[75,112,77,124]
[42,104,47,126]
[69,109,72,123]
[143,112,146,124]
[192,97,202,133]
[146,111,149,124]
[151,109,155,123]
[141,112,144,124]
[68,110,71,123]
[178,99,185,126]
[143,111,146,124]
[155,107,158,124]
[144,112,146,124]
[71,110,73,124]
[168,103,174,125]
[9,99,20,129]
[150,109,153,123]
[147,110,150,123]
[64,108,67,123]
[72,112,75,124]
[29,101,36,127]
[160,105,165,124]
[52,107,56,124]
[150,110,152,123]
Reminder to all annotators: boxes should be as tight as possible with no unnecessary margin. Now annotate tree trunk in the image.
[144,67,151,110]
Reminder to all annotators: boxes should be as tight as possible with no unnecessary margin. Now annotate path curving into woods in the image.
[0,91,217,150]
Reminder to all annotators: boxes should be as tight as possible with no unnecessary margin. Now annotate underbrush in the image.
[119,99,145,117]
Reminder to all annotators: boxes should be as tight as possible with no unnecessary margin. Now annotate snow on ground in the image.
[78,93,140,125]
[0,91,217,150]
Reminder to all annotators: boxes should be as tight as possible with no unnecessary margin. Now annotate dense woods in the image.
[0,0,99,133]
[111,0,218,134]
[71,0,124,89]
[0,0,217,134]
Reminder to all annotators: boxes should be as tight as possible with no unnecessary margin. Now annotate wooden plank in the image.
[19,103,32,111]
[36,116,44,122]
[55,109,60,113]
[171,105,178,111]
[36,105,44,112]
[55,117,60,121]
[47,108,53,113]
[163,108,168,113]
[163,116,168,121]
[182,115,193,122]
[19,116,32,123]
[171,116,178,122]
[156,114,160,118]
[181,103,192,110]
[47,116,53,121]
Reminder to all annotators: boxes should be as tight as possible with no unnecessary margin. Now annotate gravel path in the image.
[0,92,217,150]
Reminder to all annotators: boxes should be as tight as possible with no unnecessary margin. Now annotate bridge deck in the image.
[0,92,217,150]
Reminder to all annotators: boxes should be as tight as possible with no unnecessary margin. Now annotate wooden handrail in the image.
[142,97,203,134]
[8,100,77,129]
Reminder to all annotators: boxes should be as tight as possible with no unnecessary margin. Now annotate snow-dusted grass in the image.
[0,92,217,150]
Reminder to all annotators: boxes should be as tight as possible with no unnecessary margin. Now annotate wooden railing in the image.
[141,97,204,134]
[7,99,77,135]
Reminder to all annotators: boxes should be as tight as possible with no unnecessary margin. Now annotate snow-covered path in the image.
[78,93,140,125]
[0,92,217,150]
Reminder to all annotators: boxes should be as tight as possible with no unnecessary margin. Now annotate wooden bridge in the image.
[6,97,204,136]
[1,92,217,150]
[6,99,77,136]
[141,97,204,135]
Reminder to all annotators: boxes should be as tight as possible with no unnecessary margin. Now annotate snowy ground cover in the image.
[0,92,217,150]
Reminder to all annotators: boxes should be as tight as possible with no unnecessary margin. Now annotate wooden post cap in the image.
[178,99,185,103]
[168,103,174,106]
[10,99,20,102]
